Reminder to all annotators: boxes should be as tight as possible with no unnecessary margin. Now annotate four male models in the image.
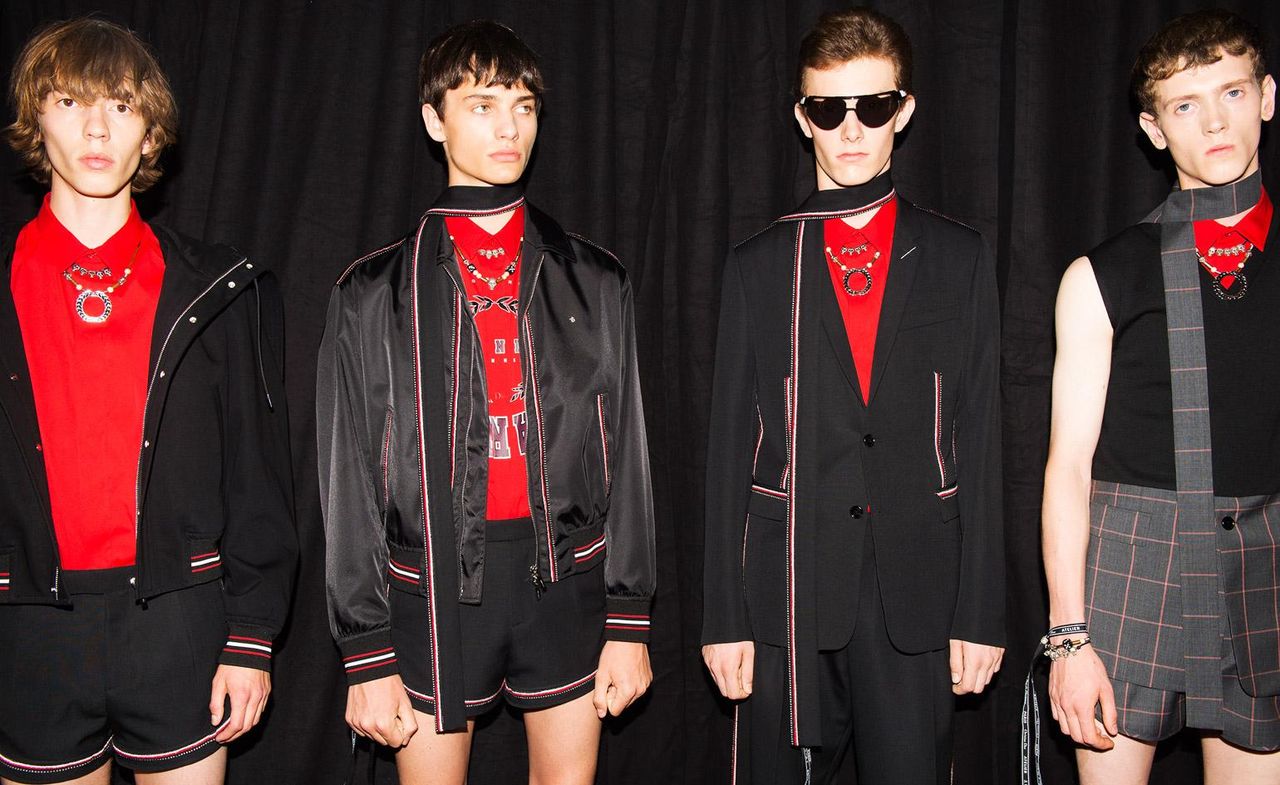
[0,6,1275,785]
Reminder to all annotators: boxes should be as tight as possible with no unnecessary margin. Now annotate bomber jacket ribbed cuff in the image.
[218,625,276,672]
[338,630,400,685]
[603,597,652,643]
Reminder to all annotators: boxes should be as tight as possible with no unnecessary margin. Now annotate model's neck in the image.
[48,185,133,248]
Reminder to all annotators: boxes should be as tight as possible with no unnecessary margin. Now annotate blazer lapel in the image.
[804,220,863,402]
[866,201,922,405]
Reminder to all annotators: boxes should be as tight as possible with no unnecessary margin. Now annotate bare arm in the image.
[1042,256,1118,748]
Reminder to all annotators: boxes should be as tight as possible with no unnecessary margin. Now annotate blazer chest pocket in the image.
[744,484,788,646]
[900,303,959,331]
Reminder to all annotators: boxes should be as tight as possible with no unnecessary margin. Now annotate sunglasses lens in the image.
[854,94,900,128]
[805,98,848,131]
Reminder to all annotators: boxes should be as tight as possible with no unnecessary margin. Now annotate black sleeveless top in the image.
[1088,209,1280,496]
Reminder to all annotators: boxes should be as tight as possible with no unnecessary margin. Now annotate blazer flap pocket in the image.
[902,304,960,330]
[748,484,788,521]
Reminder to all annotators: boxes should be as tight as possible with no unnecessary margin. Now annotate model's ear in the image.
[1260,74,1276,122]
[1138,111,1167,150]
[893,93,916,133]
[141,129,156,157]
[793,102,814,140]
[422,103,447,143]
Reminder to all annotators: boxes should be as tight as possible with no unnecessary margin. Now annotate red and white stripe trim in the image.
[505,670,597,699]
[425,195,526,218]
[936,485,959,499]
[0,571,9,590]
[343,647,396,674]
[388,558,422,584]
[596,393,611,492]
[605,612,651,632]
[574,534,607,563]
[224,635,272,659]
[113,719,228,762]
[0,736,112,773]
[404,681,505,708]
[933,371,947,487]
[750,483,787,500]
[785,222,804,747]
[778,190,895,222]
[410,216,447,732]
[190,551,221,573]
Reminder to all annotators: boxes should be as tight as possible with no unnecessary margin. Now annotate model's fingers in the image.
[1099,681,1119,736]
[209,680,228,725]
[592,671,611,719]
[740,646,755,695]
[948,640,964,687]
[398,696,419,742]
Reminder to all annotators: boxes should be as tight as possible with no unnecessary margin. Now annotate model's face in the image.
[423,77,538,187]
[795,57,914,191]
[38,89,152,202]
[1139,53,1275,190]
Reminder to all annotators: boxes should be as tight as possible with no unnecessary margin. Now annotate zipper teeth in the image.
[381,408,394,509]
[521,254,553,580]
[134,258,248,572]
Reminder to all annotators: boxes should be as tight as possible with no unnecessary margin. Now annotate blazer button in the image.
[1221,516,1236,531]
[863,434,876,447]
[849,505,864,519]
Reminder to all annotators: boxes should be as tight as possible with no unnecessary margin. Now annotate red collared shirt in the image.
[1194,187,1273,292]
[11,196,164,569]
[446,208,531,520]
[823,196,898,403]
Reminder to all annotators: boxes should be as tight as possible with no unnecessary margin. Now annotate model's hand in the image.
[210,664,271,742]
[948,639,1004,695]
[702,641,755,700]
[347,675,419,748]
[593,641,652,719]
[1048,646,1118,750]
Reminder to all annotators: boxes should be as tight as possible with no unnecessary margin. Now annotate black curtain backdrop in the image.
[3,2,1280,783]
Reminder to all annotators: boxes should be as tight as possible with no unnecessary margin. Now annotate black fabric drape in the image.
[2,2,1279,783]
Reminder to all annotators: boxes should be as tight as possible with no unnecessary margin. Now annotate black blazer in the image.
[702,186,1005,746]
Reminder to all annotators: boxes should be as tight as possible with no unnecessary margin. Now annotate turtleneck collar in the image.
[426,184,526,217]
[780,171,895,222]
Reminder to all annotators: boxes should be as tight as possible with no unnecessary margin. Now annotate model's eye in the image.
[110,103,133,114]
[515,104,534,115]
[1226,88,1245,100]
[55,97,76,108]
[471,103,491,114]
[1174,102,1193,114]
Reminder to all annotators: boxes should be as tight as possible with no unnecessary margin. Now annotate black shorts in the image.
[0,568,228,783]
[392,520,604,715]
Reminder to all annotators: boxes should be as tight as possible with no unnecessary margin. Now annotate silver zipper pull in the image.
[528,564,546,599]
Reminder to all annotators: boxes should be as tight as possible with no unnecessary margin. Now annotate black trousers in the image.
[747,542,953,785]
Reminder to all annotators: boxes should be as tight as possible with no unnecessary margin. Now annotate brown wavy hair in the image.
[797,7,913,96]
[1132,9,1266,116]
[6,17,177,191]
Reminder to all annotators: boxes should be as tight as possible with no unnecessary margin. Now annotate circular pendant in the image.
[842,267,873,297]
[75,289,112,323]
[1213,270,1247,301]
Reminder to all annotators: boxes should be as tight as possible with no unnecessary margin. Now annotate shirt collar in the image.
[445,206,525,273]
[1194,186,1273,253]
[30,193,146,271]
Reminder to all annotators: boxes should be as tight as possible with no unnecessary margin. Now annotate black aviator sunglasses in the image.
[799,90,907,131]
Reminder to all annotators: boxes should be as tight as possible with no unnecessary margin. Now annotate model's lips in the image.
[79,154,115,170]
[838,152,868,162]
[490,150,522,162]
[1206,144,1235,156]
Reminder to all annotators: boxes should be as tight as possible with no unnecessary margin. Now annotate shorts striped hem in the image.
[404,682,505,711]
[0,737,112,779]
[112,718,228,771]
[505,670,598,709]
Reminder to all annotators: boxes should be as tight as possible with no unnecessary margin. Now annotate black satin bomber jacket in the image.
[317,187,656,731]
